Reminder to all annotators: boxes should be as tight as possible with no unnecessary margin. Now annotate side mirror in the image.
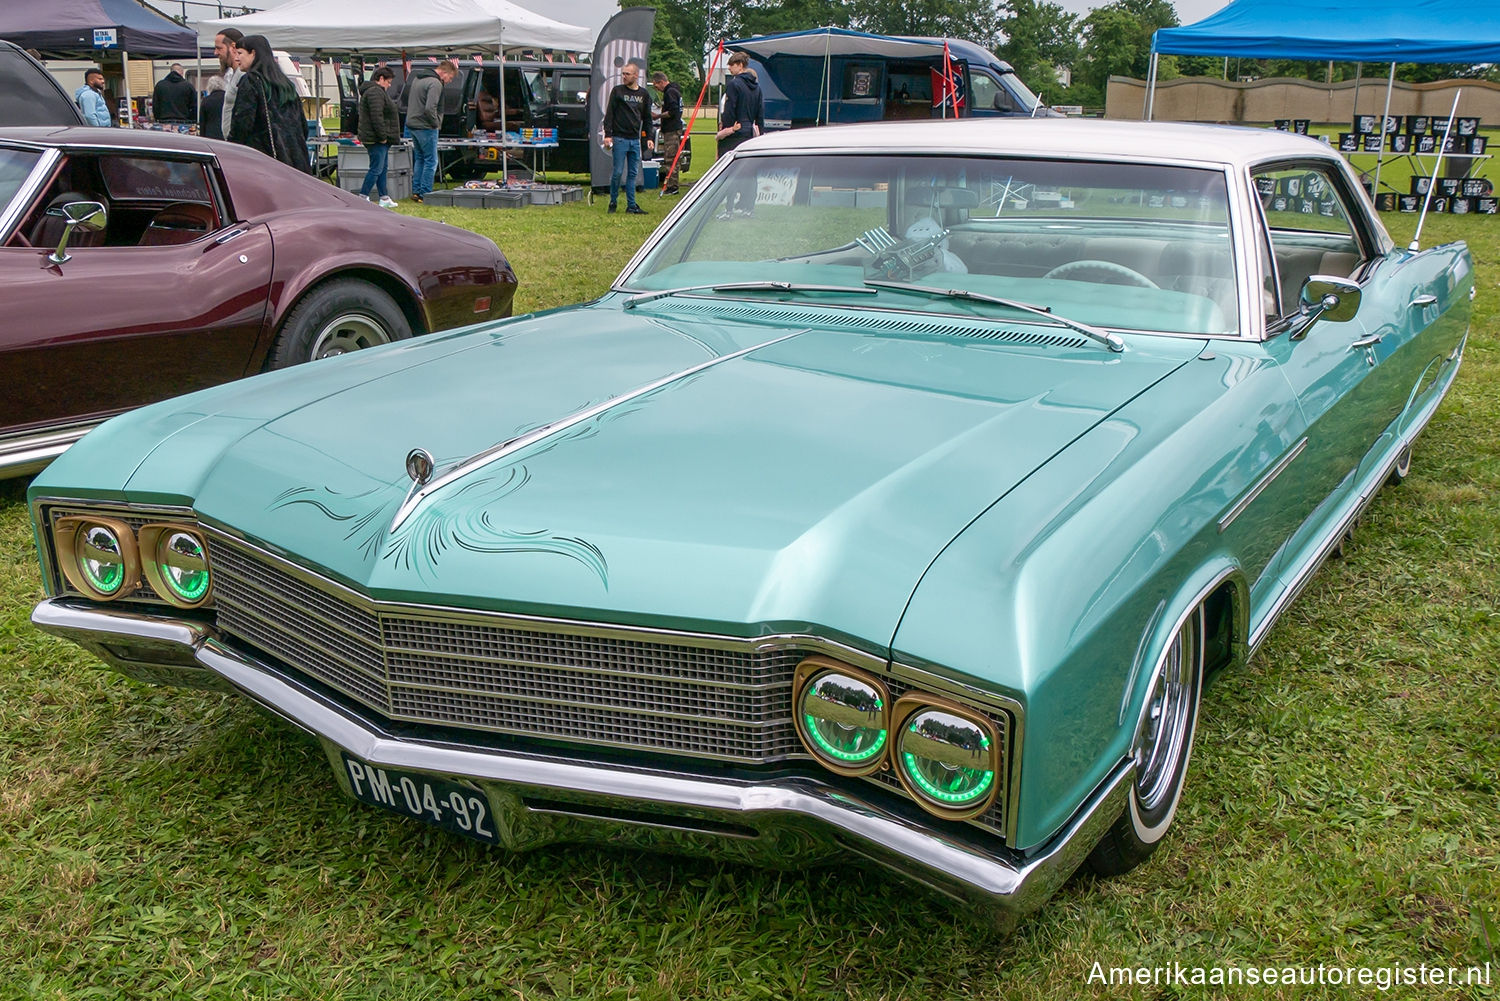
[1289,274,1361,340]
[46,200,107,265]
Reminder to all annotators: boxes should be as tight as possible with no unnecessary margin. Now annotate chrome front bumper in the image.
[32,596,1129,927]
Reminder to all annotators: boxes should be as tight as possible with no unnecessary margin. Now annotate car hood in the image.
[113,303,1204,642]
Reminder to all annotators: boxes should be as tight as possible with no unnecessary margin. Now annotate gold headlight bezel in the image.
[138,523,213,609]
[792,656,891,777]
[891,694,1003,821]
[53,515,140,600]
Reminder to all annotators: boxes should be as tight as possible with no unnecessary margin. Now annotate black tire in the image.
[268,278,412,370]
[1087,605,1205,877]
[1386,444,1413,486]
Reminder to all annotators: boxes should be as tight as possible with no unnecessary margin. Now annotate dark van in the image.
[729,29,1057,129]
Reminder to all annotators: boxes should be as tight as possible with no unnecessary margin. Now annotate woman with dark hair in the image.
[227,34,311,173]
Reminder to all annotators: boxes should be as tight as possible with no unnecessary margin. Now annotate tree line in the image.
[637,0,1500,112]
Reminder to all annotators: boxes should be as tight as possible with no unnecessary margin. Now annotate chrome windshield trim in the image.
[0,146,60,243]
[1218,437,1308,533]
[388,329,808,532]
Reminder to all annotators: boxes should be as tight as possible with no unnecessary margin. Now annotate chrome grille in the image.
[204,531,1011,838]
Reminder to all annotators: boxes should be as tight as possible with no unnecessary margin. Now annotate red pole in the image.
[661,39,724,197]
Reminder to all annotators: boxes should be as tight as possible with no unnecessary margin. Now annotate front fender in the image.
[892,342,1293,849]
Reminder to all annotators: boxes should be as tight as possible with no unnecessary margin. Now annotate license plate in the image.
[340,754,499,845]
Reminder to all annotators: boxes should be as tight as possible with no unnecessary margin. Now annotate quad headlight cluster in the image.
[52,516,213,608]
[793,657,1001,821]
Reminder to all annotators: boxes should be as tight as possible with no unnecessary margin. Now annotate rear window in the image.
[99,157,211,202]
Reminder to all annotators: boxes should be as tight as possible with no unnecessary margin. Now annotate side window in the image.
[1253,163,1366,319]
[968,71,1013,113]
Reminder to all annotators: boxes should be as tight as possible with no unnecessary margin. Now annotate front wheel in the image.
[1087,605,1205,877]
[268,278,412,369]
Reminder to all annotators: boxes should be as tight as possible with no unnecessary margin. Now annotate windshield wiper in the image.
[622,281,877,309]
[863,280,1125,353]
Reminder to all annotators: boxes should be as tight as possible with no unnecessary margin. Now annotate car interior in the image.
[7,153,222,252]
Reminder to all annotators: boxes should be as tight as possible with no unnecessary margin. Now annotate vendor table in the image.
[437,137,560,182]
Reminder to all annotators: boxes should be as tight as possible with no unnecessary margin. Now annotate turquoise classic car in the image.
[28,119,1472,929]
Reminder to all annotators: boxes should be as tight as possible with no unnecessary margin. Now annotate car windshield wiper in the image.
[863,279,1125,353]
[621,281,877,310]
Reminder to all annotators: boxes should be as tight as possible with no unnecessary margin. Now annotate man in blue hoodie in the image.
[74,68,113,127]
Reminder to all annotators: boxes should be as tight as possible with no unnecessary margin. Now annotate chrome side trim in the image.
[27,596,1120,923]
[389,329,808,532]
[0,417,105,478]
[1249,335,1464,654]
[1218,437,1309,533]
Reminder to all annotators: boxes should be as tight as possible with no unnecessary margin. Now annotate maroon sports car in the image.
[0,127,518,476]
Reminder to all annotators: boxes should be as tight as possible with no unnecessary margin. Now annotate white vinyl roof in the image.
[738,118,1345,169]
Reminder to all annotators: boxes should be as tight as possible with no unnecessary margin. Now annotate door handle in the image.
[1409,294,1437,308]
[1350,333,1384,349]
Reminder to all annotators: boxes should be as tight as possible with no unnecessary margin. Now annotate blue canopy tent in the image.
[1147,0,1500,189]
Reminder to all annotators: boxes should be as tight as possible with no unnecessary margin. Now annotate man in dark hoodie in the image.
[714,52,763,217]
[406,59,457,201]
[153,63,196,124]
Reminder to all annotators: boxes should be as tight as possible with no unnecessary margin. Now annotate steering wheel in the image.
[1042,259,1159,289]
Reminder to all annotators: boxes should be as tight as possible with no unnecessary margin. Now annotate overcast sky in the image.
[1054,0,1229,26]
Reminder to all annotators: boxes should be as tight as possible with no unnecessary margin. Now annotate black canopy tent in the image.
[0,0,201,126]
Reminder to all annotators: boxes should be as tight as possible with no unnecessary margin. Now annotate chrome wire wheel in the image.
[309,312,393,359]
[1134,618,1197,813]
[1126,606,1204,846]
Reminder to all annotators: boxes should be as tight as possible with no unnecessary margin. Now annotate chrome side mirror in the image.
[1289,274,1361,340]
[47,200,107,265]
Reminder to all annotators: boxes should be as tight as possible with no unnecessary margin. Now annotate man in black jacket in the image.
[601,63,654,214]
[357,67,402,207]
[714,52,763,217]
[651,70,682,195]
[153,63,196,124]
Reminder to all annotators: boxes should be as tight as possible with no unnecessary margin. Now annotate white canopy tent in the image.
[204,0,593,55]
[205,0,592,138]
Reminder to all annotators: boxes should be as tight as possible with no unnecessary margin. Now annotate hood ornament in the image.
[405,448,435,486]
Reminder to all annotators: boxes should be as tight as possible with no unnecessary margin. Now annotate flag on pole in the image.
[931,39,964,117]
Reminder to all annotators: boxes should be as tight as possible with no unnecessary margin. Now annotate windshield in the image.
[1001,71,1042,114]
[626,153,1239,335]
[0,147,41,216]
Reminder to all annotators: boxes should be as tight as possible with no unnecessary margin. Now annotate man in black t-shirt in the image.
[651,70,683,195]
[601,63,655,214]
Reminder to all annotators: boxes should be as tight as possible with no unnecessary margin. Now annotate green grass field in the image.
[0,164,1496,998]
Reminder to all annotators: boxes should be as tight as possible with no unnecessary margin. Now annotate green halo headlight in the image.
[158,531,209,603]
[138,524,212,608]
[793,660,889,776]
[895,704,999,820]
[76,523,127,596]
